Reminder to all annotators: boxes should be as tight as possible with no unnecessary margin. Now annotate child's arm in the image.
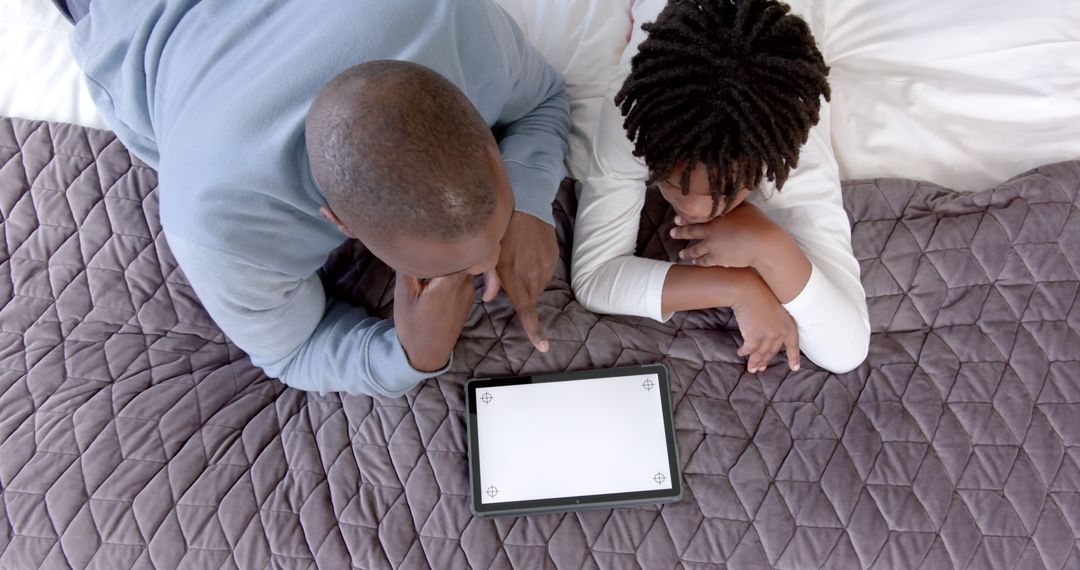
[572,93,803,374]
[746,100,871,373]
[661,265,802,374]
[670,100,870,374]
[670,203,813,304]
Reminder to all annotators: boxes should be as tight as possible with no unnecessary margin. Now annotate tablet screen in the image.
[471,369,674,507]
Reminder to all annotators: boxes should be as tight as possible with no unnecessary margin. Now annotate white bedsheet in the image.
[2,0,1078,192]
[821,0,1080,191]
[0,0,108,130]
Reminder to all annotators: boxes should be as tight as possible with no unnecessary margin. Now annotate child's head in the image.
[616,0,830,223]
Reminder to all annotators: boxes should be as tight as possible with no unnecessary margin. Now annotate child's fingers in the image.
[678,243,709,260]
[737,339,760,358]
[785,334,801,372]
[670,225,706,240]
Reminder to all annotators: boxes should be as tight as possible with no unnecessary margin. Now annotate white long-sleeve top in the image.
[570,0,870,374]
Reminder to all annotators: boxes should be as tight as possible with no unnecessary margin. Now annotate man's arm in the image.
[166,231,450,397]
[477,0,571,226]
[456,1,571,353]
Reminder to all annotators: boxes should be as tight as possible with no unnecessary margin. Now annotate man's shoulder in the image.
[157,172,344,280]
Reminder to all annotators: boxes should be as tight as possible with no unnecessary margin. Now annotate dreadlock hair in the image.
[615,0,830,217]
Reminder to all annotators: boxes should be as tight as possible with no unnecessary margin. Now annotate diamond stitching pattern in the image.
[1,117,1079,568]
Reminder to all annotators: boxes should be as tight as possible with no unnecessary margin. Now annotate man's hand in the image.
[731,274,801,374]
[486,210,558,352]
[394,272,475,372]
[669,203,786,269]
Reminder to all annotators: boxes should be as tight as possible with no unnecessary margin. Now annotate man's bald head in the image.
[306,60,498,243]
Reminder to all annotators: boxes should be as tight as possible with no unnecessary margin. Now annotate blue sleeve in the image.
[165,231,449,397]
[478,1,571,226]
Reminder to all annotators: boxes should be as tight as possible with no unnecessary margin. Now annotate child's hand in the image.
[730,274,801,374]
[669,203,789,269]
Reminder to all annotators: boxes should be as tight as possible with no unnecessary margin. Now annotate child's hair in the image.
[615,0,830,217]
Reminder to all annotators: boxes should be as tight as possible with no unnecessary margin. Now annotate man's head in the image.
[306,60,512,279]
[616,0,830,224]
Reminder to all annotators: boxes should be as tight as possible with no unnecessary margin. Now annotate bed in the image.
[2,1,1079,568]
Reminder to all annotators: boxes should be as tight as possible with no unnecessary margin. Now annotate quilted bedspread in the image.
[1,116,1079,569]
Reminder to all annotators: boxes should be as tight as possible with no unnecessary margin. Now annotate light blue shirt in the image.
[70,0,570,396]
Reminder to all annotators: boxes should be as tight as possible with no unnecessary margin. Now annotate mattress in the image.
[2,116,1078,568]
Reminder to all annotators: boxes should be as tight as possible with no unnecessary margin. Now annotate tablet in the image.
[465,364,681,517]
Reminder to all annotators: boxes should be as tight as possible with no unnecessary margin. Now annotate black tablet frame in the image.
[465,364,681,517]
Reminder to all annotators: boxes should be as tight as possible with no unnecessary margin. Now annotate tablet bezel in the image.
[465,364,681,517]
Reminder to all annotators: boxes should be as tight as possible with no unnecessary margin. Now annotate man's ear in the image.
[320,207,358,240]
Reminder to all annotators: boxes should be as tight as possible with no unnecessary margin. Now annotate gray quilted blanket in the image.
[1,116,1078,569]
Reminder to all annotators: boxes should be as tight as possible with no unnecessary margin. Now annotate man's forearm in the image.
[661,265,762,315]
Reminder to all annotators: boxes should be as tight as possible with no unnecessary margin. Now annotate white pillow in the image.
[0,0,108,130]
[492,0,631,181]
[821,0,1080,192]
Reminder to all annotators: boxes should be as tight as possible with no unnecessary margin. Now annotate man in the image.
[63,0,570,396]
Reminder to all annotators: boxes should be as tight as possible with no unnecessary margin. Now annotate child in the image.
[571,0,869,374]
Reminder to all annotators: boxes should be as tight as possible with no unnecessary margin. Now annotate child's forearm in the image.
[661,265,764,315]
[660,227,812,315]
[751,229,812,304]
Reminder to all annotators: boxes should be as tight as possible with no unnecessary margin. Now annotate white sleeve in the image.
[571,93,674,322]
[757,100,871,373]
[570,0,674,322]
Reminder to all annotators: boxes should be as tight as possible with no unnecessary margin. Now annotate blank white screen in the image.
[475,373,672,504]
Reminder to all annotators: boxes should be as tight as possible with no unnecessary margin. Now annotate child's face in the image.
[655,161,751,225]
